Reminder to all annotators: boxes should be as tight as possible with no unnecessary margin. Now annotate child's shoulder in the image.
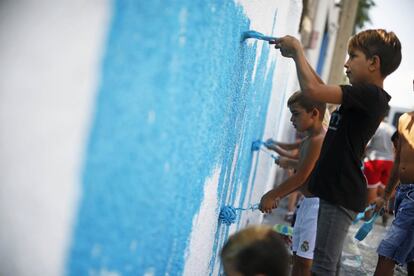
[404,111,414,118]
[310,134,325,148]
[310,130,326,142]
[302,132,324,151]
[397,113,414,142]
[399,112,414,125]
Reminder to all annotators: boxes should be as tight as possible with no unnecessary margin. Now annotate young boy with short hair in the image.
[260,91,326,276]
[270,29,401,275]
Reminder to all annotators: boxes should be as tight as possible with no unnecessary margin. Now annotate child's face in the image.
[288,103,315,132]
[344,49,372,84]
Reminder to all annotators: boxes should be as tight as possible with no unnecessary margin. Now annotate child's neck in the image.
[363,75,384,88]
[371,78,384,88]
[306,122,324,137]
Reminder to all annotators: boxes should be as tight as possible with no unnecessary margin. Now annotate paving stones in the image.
[262,199,408,275]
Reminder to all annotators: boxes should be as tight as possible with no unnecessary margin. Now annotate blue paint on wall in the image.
[67,1,277,275]
[208,40,277,274]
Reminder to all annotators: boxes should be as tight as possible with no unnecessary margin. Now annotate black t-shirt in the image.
[308,84,391,212]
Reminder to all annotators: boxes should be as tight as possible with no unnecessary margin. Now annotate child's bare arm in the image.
[277,157,299,169]
[384,143,400,200]
[307,59,325,85]
[259,136,323,213]
[266,139,302,150]
[265,139,300,159]
[266,139,301,151]
[375,132,401,211]
[271,36,343,104]
[270,146,299,159]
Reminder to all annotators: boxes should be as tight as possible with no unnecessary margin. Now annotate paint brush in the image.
[241,30,278,42]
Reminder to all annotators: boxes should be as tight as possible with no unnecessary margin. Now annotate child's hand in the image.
[259,191,280,214]
[270,35,302,58]
[265,138,277,150]
[374,196,389,213]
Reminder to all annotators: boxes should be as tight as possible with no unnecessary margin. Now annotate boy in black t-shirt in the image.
[270,29,402,275]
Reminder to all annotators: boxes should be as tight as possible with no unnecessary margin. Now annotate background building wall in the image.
[0,0,304,275]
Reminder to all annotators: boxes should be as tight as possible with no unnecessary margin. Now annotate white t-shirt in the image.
[365,121,396,161]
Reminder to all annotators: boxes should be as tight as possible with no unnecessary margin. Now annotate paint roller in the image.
[219,204,260,225]
[251,140,280,162]
[241,30,278,42]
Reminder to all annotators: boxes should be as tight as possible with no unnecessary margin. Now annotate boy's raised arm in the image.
[270,145,299,159]
[265,139,300,159]
[271,36,343,104]
[266,139,301,150]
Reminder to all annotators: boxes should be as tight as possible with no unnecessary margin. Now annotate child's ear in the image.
[312,108,319,118]
[369,55,381,72]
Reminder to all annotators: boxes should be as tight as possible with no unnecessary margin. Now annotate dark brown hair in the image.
[221,226,289,276]
[287,91,326,120]
[348,29,402,77]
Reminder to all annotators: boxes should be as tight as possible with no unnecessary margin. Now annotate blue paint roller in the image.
[251,140,280,162]
[251,139,267,151]
[241,30,278,42]
[219,204,260,225]
[354,209,383,241]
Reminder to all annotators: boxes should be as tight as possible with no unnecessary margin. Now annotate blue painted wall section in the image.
[67,0,277,275]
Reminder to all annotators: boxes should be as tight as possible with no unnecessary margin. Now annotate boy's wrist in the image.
[293,48,305,61]
[382,188,393,200]
[269,189,280,199]
[289,36,302,57]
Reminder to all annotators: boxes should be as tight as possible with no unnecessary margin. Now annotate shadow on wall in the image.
[68,0,277,275]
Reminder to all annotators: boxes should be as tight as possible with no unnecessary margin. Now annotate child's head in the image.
[221,225,289,276]
[287,91,326,132]
[345,29,401,84]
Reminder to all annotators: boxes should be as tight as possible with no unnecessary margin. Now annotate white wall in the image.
[0,0,305,274]
[0,1,110,275]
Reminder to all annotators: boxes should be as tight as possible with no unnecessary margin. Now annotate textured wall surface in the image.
[68,1,276,274]
[0,0,303,275]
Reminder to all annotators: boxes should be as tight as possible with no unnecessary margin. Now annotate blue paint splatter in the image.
[67,0,277,275]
